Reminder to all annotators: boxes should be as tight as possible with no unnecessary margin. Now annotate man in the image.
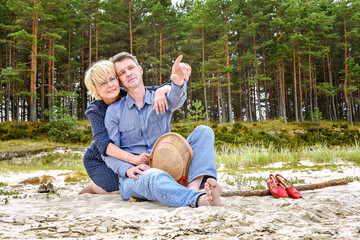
[104,52,222,207]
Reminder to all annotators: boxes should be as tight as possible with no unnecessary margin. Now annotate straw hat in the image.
[150,132,193,182]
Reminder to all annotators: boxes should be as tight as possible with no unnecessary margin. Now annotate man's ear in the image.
[138,65,143,76]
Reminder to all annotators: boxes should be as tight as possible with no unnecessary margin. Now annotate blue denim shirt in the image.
[83,85,169,165]
[103,81,187,177]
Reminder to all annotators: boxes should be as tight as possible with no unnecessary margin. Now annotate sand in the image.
[1,166,360,239]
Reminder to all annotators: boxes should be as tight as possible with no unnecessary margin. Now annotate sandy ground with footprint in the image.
[1,165,360,239]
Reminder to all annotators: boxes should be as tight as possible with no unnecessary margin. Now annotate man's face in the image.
[114,58,143,89]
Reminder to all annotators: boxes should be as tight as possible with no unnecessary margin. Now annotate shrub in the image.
[231,122,243,133]
[46,114,83,143]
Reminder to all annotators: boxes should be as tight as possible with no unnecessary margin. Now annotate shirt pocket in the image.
[118,123,136,147]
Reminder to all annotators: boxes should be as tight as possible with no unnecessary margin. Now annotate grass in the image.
[0,138,359,192]
[61,171,90,184]
[0,151,85,172]
[0,188,27,204]
[222,173,306,191]
[0,139,88,152]
[216,143,360,170]
[20,175,56,185]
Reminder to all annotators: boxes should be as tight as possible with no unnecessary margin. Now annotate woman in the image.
[79,59,170,194]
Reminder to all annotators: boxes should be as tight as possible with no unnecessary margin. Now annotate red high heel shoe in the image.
[267,174,289,198]
[275,174,302,199]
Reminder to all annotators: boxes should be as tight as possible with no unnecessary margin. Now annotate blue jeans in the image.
[119,125,218,208]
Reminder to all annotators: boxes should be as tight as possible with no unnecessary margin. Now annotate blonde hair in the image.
[84,60,116,100]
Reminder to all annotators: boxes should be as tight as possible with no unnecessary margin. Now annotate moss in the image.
[20,175,55,185]
[62,171,90,184]
[0,182,8,187]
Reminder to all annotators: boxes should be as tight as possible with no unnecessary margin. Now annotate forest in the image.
[0,0,359,125]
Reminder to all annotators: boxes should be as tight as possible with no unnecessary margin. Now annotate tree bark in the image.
[225,33,233,123]
[202,27,209,123]
[129,0,133,55]
[95,4,99,61]
[221,180,348,197]
[298,43,304,122]
[326,45,337,120]
[159,22,163,85]
[0,31,2,121]
[293,42,299,123]
[48,38,52,114]
[153,22,158,85]
[216,72,222,123]
[238,46,243,121]
[308,40,314,120]
[30,0,39,122]
[81,30,86,119]
[41,36,45,120]
[261,26,269,120]
[343,10,352,125]
[89,1,93,67]
[251,10,262,122]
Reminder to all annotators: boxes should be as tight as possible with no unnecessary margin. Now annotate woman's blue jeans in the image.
[119,125,218,208]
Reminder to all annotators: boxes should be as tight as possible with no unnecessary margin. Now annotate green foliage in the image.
[0,182,8,187]
[46,114,84,143]
[45,91,90,144]
[187,100,206,122]
[0,121,48,141]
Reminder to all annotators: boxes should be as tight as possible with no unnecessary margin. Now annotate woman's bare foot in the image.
[78,181,119,195]
[196,178,223,206]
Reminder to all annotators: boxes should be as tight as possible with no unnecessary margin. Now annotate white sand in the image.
[1,166,360,239]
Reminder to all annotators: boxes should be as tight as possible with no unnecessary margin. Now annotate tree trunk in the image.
[159,22,163,85]
[261,26,269,120]
[41,37,45,120]
[326,46,337,120]
[153,22,158,85]
[251,11,262,122]
[95,5,99,61]
[238,46,243,121]
[0,31,2,121]
[293,42,299,123]
[225,33,233,123]
[89,1,93,68]
[343,11,352,125]
[308,41,314,120]
[202,27,209,123]
[48,38,52,115]
[221,180,348,197]
[51,39,55,100]
[67,25,72,109]
[81,30,86,119]
[298,43,304,122]
[282,61,287,123]
[30,0,39,122]
[129,0,133,55]
[5,40,12,121]
[247,71,253,123]
[217,71,222,123]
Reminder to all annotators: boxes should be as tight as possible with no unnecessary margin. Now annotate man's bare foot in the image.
[187,176,204,191]
[78,181,120,195]
[196,178,223,207]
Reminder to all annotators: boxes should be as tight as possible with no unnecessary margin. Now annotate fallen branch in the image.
[221,180,348,197]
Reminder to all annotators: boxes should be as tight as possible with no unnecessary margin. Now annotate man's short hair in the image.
[110,52,139,66]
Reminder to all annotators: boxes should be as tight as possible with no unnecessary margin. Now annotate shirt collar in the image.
[125,89,153,109]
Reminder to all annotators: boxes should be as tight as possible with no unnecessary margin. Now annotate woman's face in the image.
[95,72,121,105]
